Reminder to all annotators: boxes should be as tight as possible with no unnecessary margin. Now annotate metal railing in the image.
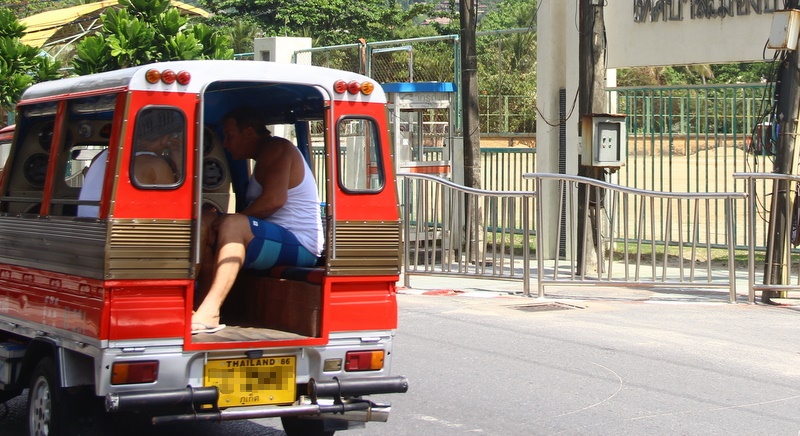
[735,172,800,303]
[526,173,744,303]
[422,146,537,192]
[401,172,752,303]
[400,173,535,295]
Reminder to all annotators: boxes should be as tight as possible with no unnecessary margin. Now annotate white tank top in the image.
[245,161,323,256]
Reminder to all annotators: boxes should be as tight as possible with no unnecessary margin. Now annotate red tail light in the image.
[111,361,159,384]
[345,350,385,371]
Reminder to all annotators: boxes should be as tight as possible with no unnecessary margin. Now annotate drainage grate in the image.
[510,302,583,312]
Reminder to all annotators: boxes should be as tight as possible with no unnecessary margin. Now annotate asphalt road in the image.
[363,292,800,435]
[2,290,800,435]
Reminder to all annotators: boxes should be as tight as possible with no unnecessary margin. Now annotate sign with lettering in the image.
[392,92,451,109]
[606,1,781,68]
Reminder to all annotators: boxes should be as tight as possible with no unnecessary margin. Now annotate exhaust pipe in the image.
[308,375,409,401]
[116,375,409,425]
[152,400,392,425]
[106,387,218,413]
[316,401,392,423]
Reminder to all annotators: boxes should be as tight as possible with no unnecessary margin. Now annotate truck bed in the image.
[191,325,309,343]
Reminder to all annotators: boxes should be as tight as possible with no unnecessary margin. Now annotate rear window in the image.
[130,107,186,188]
[337,117,384,193]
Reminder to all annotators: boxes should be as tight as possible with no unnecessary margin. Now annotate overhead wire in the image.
[532,0,582,128]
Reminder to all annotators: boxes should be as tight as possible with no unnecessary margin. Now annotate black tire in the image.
[281,416,337,436]
[27,356,64,436]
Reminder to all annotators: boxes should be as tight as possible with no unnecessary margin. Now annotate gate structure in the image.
[401,172,751,303]
[608,84,774,251]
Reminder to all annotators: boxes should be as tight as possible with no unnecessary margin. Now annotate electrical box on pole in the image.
[768,10,800,51]
[580,114,626,168]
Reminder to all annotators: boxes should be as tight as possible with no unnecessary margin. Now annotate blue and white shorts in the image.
[243,217,319,270]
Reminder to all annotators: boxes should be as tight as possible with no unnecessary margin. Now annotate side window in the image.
[131,107,185,187]
[56,95,116,217]
[0,102,57,215]
[337,118,384,192]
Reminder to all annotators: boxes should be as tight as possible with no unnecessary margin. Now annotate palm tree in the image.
[227,19,261,57]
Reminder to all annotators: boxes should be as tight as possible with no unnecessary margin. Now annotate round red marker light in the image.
[145,69,161,84]
[333,80,348,94]
[176,70,191,85]
[161,69,176,84]
[347,81,361,95]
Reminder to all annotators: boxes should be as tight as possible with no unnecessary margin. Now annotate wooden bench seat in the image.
[224,265,326,338]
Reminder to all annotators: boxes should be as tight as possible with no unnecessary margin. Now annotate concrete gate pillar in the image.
[535,1,580,260]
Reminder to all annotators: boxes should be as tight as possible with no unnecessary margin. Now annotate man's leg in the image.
[192,214,253,330]
[194,206,221,308]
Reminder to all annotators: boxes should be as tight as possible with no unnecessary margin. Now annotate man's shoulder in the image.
[267,136,295,148]
[260,137,299,159]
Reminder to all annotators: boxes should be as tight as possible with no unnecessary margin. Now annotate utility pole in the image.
[460,0,481,190]
[460,0,484,264]
[766,1,800,301]
[576,0,607,273]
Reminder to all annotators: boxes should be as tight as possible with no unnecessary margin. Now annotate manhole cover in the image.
[510,302,583,312]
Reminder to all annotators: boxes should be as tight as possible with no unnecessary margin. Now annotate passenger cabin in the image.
[0,61,401,348]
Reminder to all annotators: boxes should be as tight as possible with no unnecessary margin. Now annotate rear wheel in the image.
[281,416,338,436]
[27,357,63,436]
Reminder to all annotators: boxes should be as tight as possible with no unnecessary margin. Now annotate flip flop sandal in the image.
[191,322,226,334]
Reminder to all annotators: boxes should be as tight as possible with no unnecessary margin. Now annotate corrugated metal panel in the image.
[328,221,401,276]
[0,217,106,278]
[107,220,192,279]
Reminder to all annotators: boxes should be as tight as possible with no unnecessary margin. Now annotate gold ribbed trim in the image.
[328,221,401,276]
[107,219,193,279]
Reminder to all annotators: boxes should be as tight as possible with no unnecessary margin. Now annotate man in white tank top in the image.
[192,107,323,334]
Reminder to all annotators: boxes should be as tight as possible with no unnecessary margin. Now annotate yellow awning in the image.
[20,0,211,48]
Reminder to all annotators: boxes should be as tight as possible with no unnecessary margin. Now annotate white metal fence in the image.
[401,171,796,304]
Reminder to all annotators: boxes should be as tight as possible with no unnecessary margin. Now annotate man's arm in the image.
[240,138,295,218]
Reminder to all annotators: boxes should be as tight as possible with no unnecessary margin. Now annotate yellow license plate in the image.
[204,356,296,407]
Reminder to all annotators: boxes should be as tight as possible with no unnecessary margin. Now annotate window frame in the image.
[335,116,385,194]
[130,106,187,190]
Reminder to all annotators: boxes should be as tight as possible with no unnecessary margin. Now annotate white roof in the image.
[21,60,386,104]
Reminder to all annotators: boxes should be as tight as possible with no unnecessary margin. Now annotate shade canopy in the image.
[20,1,210,49]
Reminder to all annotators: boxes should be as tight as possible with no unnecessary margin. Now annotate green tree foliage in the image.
[200,0,432,46]
[225,19,262,56]
[712,62,774,84]
[73,0,233,75]
[0,9,62,111]
[618,62,774,87]
[476,0,537,133]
